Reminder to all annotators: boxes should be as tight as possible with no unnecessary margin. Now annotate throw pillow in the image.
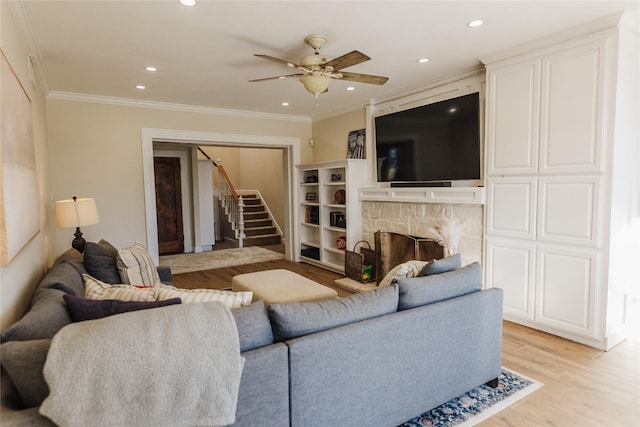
[397,261,482,310]
[64,294,181,322]
[268,284,399,341]
[378,260,430,287]
[0,339,51,408]
[83,274,158,301]
[116,242,161,287]
[156,284,252,309]
[0,288,72,343]
[231,300,274,352]
[419,253,462,276]
[83,239,121,284]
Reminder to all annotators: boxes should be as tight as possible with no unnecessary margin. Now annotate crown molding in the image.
[47,91,311,123]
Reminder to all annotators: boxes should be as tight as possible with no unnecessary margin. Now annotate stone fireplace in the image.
[360,201,484,267]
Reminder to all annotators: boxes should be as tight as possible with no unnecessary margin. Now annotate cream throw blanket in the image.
[40,302,244,427]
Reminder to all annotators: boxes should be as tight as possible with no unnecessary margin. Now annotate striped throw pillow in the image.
[116,242,161,287]
[83,274,158,302]
[156,284,252,309]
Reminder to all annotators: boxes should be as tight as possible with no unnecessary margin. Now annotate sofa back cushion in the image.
[0,288,72,343]
[37,259,85,297]
[396,262,482,310]
[231,300,274,352]
[268,284,399,341]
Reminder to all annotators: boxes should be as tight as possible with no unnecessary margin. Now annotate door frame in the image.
[142,128,300,264]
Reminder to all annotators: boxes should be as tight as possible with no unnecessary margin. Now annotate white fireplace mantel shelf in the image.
[359,186,486,205]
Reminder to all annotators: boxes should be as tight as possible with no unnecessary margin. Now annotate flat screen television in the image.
[374,92,481,185]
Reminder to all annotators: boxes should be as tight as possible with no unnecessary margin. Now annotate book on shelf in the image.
[305,206,319,225]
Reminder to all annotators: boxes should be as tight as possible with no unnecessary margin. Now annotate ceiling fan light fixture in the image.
[299,72,331,101]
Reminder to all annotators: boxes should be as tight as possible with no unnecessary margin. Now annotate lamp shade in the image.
[55,197,100,228]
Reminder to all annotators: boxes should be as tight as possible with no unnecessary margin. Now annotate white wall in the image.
[0,2,53,329]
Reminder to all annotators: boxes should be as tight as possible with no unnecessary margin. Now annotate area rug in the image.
[159,246,284,274]
[334,276,378,293]
[399,368,542,427]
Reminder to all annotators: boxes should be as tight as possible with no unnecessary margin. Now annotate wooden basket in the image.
[345,241,376,283]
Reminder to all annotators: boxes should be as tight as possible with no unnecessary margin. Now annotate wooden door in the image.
[154,157,184,255]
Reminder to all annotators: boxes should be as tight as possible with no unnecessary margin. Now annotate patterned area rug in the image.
[399,369,542,427]
[159,247,284,274]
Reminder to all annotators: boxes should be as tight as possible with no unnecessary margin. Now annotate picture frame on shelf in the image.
[305,192,317,201]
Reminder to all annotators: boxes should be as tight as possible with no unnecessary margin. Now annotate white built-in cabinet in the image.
[296,160,367,273]
[484,24,638,350]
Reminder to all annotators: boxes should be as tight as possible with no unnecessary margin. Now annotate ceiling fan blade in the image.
[324,51,370,71]
[339,71,389,85]
[254,54,299,69]
[249,73,305,82]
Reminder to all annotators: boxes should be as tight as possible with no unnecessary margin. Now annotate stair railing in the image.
[198,148,245,247]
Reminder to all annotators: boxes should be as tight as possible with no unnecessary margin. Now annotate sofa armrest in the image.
[156,265,172,283]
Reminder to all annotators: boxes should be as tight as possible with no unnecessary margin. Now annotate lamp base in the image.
[71,227,86,253]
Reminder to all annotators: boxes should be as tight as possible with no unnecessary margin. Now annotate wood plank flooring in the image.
[169,249,640,426]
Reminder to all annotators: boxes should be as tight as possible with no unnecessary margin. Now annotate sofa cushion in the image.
[268,284,399,341]
[231,300,274,352]
[63,294,181,322]
[156,284,252,309]
[36,260,85,297]
[419,253,462,276]
[53,248,86,275]
[116,242,161,287]
[83,274,158,301]
[0,339,51,408]
[0,288,72,343]
[83,239,121,284]
[397,262,482,310]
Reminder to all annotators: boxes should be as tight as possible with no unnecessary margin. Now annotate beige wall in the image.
[311,109,365,162]
[200,146,285,232]
[47,99,312,258]
[1,2,53,329]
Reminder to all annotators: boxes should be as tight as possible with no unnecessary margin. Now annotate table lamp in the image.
[55,196,100,253]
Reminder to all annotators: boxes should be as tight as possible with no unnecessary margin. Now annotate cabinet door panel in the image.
[486,59,540,175]
[536,246,596,337]
[485,238,535,320]
[486,177,537,239]
[537,177,600,246]
[539,41,606,173]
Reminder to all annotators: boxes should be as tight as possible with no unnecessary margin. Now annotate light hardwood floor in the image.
[170,252,640,426]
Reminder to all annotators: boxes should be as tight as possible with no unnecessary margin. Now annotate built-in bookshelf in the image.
[296,159,367,273]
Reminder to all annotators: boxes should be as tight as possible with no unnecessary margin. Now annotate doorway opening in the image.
[141,129,300,264]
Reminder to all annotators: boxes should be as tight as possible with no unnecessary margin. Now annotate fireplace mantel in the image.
[359,186,485,205]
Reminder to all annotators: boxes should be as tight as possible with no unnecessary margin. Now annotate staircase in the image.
[238,194,282,247]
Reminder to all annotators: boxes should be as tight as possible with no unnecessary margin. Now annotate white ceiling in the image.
[11,0,639,120]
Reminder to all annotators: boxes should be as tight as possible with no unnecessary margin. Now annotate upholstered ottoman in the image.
[231,269,338,306]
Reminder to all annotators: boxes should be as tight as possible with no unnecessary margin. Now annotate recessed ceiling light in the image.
[145,66,157,72]
[278,76,287,80]
[449,107,457,113]
[467,20,483,28]
[346,86,355,91]
[179,0,196,6]
[281,102,289,106]
[417,58,430,63]
[136,85,146,90]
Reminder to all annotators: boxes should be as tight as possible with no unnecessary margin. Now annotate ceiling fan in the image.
[250,34,389,103]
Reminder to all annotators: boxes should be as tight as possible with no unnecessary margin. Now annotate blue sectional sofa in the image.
[1,248,503,427]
